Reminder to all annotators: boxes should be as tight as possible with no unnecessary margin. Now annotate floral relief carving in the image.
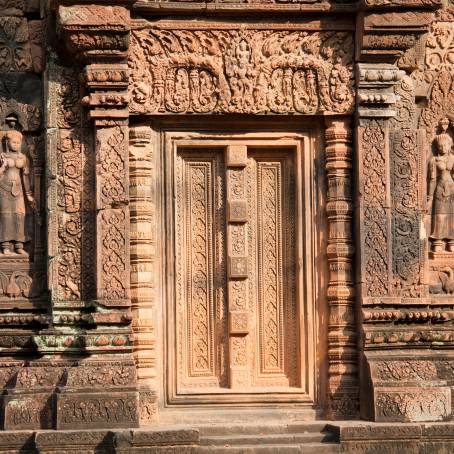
[57,214,81,300]
[0,17,32,72]
[97,126,127,207]
[100,209,128,301]
[129,28,354,115]
[177,156,218,377]
[58,130,82,214]
[258,163,283,372]
[361,121,389,297]
[54,67,82,129]
[374,360,438,381]
[391,131,423,297]
[66,366,136,387]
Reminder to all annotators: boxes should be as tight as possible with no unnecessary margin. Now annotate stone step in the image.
[198,422,332,436]
[201,432,336,446]
[197,442,340,453]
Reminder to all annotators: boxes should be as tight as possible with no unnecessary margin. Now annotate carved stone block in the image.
[4,392,53,430]
[56,391,139,430]
[227,199,248,223]
[228,256,248,279]
[226,145,248,167]
[138,388,157,426]
[229,310,249,335]
[375,388,451,422]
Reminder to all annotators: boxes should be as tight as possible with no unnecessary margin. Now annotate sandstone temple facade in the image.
[0,0,453,452]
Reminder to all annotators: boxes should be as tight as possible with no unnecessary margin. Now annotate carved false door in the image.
[170,137,312,405]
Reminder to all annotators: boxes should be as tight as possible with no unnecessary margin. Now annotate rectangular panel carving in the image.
[175,150,226,388]
[250,152,297,385]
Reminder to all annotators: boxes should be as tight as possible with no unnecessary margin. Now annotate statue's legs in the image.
[1,242,13,255]
[14,242,26,255]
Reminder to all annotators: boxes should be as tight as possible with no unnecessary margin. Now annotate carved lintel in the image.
[129,27,355,116]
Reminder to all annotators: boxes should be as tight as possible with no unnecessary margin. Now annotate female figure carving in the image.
[0,130,34,255]
[428,117,454,252]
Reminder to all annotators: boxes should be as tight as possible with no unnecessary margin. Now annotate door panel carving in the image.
[175,149,227,390]
[169,135,314,404]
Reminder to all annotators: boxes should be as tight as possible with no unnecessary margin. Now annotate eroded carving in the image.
[0,17,32,72]
[376,389,449,422]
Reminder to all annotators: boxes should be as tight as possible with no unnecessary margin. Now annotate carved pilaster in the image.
[129,126,157,424]
[50,4,139,429]
[324,118,357,419]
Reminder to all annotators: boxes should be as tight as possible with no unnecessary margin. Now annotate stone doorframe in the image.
[127,116,354,421]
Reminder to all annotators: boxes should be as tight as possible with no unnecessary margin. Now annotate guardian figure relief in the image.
[0,129,35,256]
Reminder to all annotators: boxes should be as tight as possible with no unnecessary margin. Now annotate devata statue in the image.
[428,117,454,253]
[0,129,35,255]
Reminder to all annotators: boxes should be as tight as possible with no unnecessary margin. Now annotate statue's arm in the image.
[21,157,35,207]
[0,154,7,175]
[428,158,436,199]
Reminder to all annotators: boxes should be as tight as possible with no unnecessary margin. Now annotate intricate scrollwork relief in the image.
[57,214,81,300]
[99,208,128,301]
[389,78,422,297]
[129,28,354,115]
[374,360,438,381]
[58,130,82,214]
[361,121,389,297]
[52,66,82,129]
[391,131,423,296]
[97,126,127,207]
[420,9,454,135]
[66,366,136,387]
